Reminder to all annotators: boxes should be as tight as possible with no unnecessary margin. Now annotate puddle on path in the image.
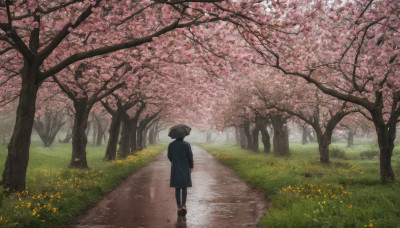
[75,146,267,228]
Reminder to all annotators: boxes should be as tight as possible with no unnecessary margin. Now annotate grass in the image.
[0,142,166,227]
[201,142,400,228]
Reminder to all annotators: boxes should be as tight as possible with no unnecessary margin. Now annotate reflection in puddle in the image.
[176,216,187,228]
[150,186,155,199]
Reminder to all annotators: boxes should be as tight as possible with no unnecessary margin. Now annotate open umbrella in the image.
[168,124,191,139]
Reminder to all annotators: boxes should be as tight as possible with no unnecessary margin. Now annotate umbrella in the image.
[168,124,191,139]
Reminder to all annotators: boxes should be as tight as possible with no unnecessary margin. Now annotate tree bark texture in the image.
[69,100,90,168]
[118,114,133,158]
[104,108,122,161]
[316,133,331,163]
[372,113,396,183]
[1,66,39,191]
[270,114,290,156]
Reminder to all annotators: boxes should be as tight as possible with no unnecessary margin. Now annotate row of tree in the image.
[0,0,399,192]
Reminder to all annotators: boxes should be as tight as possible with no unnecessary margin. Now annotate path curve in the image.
[75,146,267,228]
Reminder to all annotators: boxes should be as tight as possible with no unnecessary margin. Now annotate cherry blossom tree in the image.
[237,0,400,182]
[252,70,358,162]
[0,0,233,191]
[52,58,127,168]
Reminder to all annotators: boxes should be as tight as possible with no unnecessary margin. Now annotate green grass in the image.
[0,142,166,227]
[201,142,400,228]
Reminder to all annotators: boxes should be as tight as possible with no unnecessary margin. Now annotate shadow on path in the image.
[75,146,267,228]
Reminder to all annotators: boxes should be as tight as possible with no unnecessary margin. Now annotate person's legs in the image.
[182,187,187,206]
[175,188,181,207]
[181,187,188,216]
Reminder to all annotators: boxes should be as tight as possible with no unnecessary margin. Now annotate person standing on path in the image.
[168,137,194,217]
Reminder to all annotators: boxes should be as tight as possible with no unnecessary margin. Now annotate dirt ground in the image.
[75,146,267,228]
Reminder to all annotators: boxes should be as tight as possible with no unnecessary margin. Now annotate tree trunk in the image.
[96,125,105,146]
[118,114,132,158]
[129,119,138,154]
[34,112,65,147]
[235,126,241,145]
[373,115,396,183]
[137,113,160,150]
[137,125,144,151]
[346,130,355,148]
[69,100,90,168]
[104,108,122,161]
[301,126,308,145]
[142,127,149,149]
[206,131,212,143]
[86,120,91,137]
[307,131,315,142]
[60,129,72,143]
[259,127,271,154]
[239,127,247,149]
[95,116,106,146]
[149,127,156,145]
[270,114,290,156]
[91,119,98,146]
[316,132,331,163]
[1,67,39,191]
[243,121,253,150]
[251,126,259,152]
[255,117,271,154]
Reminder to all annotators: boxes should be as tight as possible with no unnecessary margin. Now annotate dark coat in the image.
[168,139,194,188]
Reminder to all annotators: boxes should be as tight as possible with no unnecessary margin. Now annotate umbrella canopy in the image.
[168,124,191,139]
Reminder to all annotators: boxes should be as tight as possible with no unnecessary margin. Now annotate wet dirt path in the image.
[75,146,267,228]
